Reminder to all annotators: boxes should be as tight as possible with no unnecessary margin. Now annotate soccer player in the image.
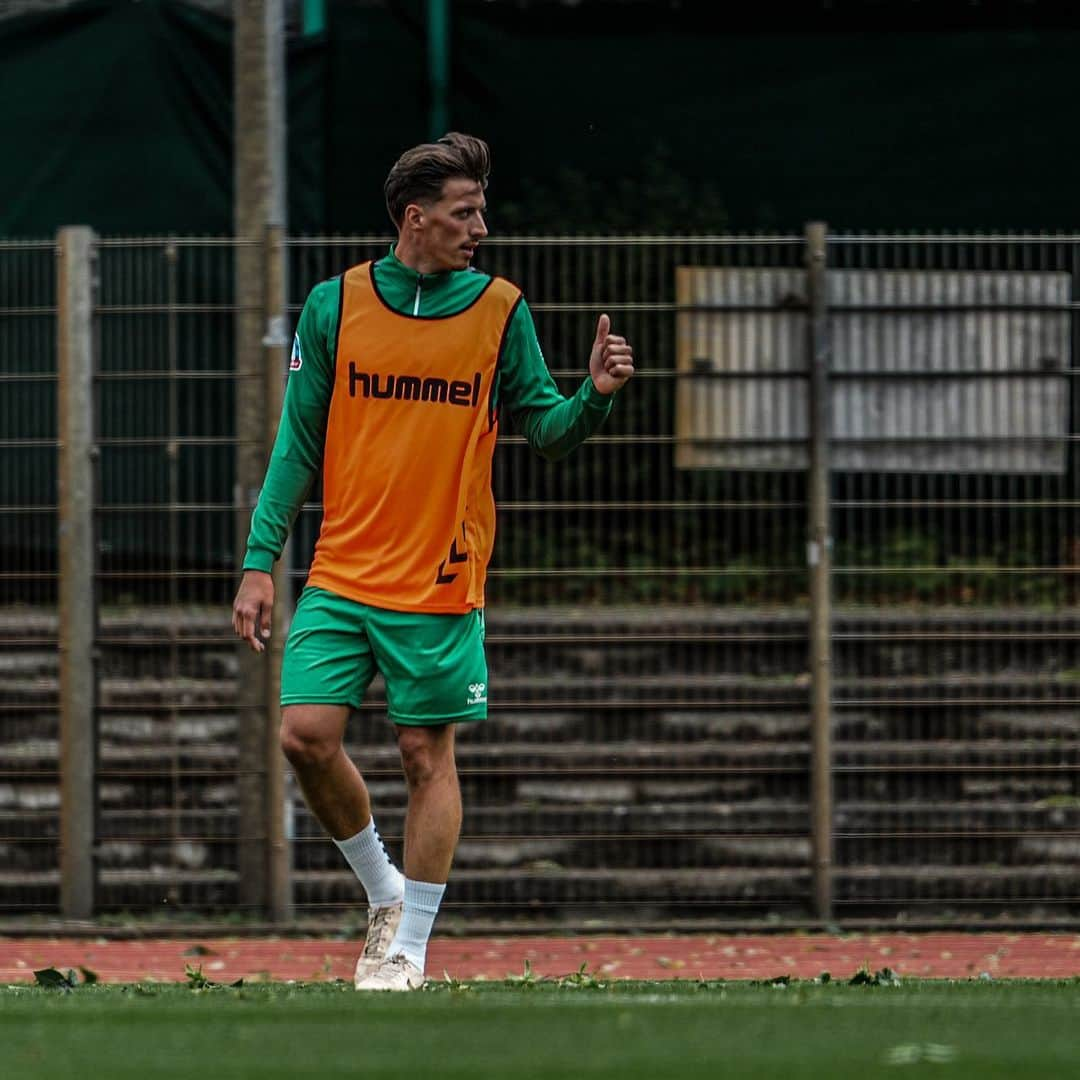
[231,133,634,991]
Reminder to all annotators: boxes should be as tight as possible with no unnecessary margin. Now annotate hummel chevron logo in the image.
[435,528,469,585]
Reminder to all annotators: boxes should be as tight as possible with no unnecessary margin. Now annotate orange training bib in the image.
[306,262,521,613]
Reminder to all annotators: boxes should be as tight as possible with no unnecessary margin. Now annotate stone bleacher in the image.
[1,606,1078,928]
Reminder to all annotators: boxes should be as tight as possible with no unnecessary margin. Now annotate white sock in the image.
[333,820,404,908]
[387,878,446,973]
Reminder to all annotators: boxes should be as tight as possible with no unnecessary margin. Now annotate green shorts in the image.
[280,586,488,725]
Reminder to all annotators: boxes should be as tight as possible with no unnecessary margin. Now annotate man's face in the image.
[415,178,488,272]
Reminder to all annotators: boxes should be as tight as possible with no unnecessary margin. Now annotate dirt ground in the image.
[2,932,1079,983]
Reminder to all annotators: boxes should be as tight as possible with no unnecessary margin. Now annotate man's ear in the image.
[403,203,425,231]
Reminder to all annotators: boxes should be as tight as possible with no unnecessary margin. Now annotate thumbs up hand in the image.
[588,313,635,396]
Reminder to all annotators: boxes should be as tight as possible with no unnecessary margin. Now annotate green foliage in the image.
[836,527,1066,609]
[496,502,1071,609]
[507,958,539,988]
[440,971,472,993]
[184,963,213,989]
[503,959,610,991]
[1035,795,1080,809]
[554,962,609,991]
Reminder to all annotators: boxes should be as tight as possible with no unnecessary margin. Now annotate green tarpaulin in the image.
[2,0,1080,234]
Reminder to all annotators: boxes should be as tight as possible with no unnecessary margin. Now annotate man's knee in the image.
[398,726,455,789]
[280,715,342,770]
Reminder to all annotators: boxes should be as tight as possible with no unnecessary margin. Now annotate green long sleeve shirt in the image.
[243,247,614,573]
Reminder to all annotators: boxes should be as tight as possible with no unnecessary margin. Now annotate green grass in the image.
[3,977,1080,1079]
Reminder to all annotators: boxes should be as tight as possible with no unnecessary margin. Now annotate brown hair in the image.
[384,132,491,226]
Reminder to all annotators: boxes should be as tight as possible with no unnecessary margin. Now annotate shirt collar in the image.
[382,244,455,286]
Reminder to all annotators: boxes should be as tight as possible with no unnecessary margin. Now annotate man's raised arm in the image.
[498,301,634,461]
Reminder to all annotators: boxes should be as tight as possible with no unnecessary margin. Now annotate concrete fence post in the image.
[235,0,288,920]
[263,224,293,923]
[57,226,98,920]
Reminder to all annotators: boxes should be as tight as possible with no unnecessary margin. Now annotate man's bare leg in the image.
[397,723,462,882]
[279,704,370,839]
[281,703,404,980]
[364,723,460,985]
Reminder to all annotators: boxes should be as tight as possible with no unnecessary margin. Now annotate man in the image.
[232,133,634,991]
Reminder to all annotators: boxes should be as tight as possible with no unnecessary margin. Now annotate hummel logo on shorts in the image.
[467,682,487,706]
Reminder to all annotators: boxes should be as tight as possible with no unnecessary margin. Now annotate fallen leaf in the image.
[34,968,75,991]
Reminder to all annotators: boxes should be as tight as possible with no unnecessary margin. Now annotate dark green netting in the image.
[0,1,231,235]
[2,0,1080,234]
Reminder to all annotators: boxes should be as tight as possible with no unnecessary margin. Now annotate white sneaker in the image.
[354,952,426,992]
[353,902,403,983]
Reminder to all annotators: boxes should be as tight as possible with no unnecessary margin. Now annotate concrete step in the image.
[290,863,1080,911]
[3,604,1079,683]
[0,607,224,641]
[0,864,1073,922]
[4,795,1076,847]
[5,671,1080,714]
[0,650,57,678]
[94,868,238,911]
[291,799,1080,841]
[285,866,815,908]
[10,792,1073,833]
[6,641,1077,686]
[4,833,1079,911]
[3,602,1076,918]
[5,709,1079,780]
[15,702,1078,745]
[0,869,59,912]
[6,835,1080,886]
[5,735,1073,778]
[6,797,1079,874]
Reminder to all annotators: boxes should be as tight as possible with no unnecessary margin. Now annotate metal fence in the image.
[1,230,1077,930]
[0,239,58,915]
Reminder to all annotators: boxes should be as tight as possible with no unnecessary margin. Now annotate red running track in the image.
[1,933,1079,984]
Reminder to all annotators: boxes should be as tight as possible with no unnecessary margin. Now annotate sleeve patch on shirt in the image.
[289,333,303,372]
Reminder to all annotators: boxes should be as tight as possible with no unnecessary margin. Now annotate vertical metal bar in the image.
[428,0,450,139]
[301,0,326,36]
[263,224,293,923]
[165,239,183,907]
[57,225,98,919]
[805,221,833,921]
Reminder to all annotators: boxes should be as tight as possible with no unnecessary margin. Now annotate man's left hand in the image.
[589,313,635,395]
